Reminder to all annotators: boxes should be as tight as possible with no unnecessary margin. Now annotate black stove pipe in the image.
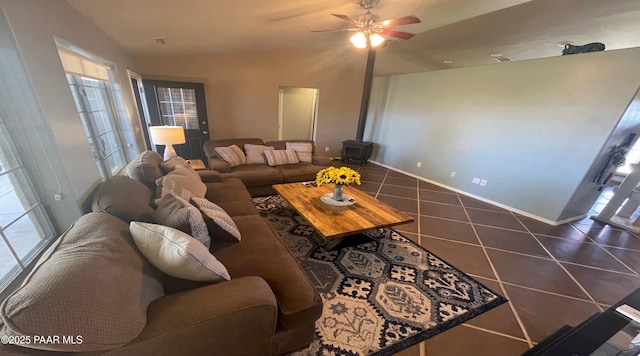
[355,47,376,142]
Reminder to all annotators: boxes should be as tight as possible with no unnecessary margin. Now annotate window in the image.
[58,47,128,178]
[157,87,199,129]
[0,114,56,290]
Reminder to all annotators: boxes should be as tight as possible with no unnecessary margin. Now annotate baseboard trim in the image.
[369,161,586,226]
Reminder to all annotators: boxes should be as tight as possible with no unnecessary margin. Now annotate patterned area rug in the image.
[254,195,507,355]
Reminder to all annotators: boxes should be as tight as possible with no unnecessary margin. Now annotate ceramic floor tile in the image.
[418,180,452,193]
[463,277,525,339]
[468,209,526,231]
[603,246,640,273]
[421,237,496,279]
[420,216,480,245]
[386,170,415,179]
[357,181,381,194]
[420,201,469,222]
[487,249,588,299]
[419,190,460,205]
[393,342,422,356]
[504,284,600,343]
[475,225,550,258]
[401,231,419,244]
[536,235,631,273]
[561,263,640,305]
[576,226,640,250]
[361,174,386,184]
[384,176,418,188]
[517,216,588,240]
[394,213,419,235]
[424,325,530,356]
[377,195,418,214]
[459,195,507,212]
[379,185,417,199]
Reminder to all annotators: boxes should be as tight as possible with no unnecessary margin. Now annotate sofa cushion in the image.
[221,165,283,186]
[126,150,164,191]
[265,139,316,154]
[92,175,155,223]
[130,222,230,282]
[214,145,246,167]
[244,143,274,165]
[191,196,241,242]
[156,165,207,201]
[211,215,322,330]
[277,163,324,183]
[264,149,299,167]
[285,142,313,163]
[156,194,211,248]
[0,213,164,352]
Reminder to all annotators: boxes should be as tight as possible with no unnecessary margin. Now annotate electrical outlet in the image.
[54,194,62,201]
[416,162,422,168]
[450,171,456,177]
[324,146,329,152]
[472,177,481,184]
[480,179,487,186]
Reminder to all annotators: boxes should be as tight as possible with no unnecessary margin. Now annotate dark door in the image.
[142,80,209,159]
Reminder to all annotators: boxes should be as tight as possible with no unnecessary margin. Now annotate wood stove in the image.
[342,140,373,163]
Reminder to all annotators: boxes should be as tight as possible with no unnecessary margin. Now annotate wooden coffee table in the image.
[273,182,414,249]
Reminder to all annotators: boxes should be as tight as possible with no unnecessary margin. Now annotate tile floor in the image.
[342,163,640,355]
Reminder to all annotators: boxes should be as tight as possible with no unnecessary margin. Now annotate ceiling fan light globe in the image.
[370,33,385,47]
[350,32,367,48]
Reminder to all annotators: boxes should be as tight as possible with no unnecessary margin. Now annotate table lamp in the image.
[149,126,186,160]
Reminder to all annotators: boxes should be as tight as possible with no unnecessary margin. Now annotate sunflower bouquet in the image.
[316,166,361,187]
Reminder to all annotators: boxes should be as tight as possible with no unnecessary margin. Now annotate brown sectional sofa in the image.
[203,138,332,197]
[0,151,322,355]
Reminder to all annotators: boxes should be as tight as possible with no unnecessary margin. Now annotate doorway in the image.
[142,80,210,160]
[278,87,318,140]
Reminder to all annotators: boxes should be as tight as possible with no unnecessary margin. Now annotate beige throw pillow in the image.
[130,222,230,282]
[244,144,274,164]
[263,149,300,166]
[191,196,241,242]
[286,142,313,163]
[160,156,196,174]
[214,145,246,167]
[155,194,211,248]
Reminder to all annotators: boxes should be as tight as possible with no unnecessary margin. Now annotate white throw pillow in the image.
[129,222,230,282]
[286,142,313,163]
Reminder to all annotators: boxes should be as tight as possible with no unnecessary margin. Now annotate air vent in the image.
[152,37,167,45]
[494,56,512,63]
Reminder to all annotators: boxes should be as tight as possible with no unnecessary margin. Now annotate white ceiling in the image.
[67,0,640,75]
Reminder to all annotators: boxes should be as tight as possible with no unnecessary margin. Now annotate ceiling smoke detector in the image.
[153,37,167,45]
[443,59,453,64]
[489,52,502,57]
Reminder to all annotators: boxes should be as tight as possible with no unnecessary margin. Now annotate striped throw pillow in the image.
[214,145,246,167]
[285,142,313,163]
[263,149,300,166]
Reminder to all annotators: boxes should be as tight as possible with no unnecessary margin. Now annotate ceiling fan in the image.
[312,0,421,48]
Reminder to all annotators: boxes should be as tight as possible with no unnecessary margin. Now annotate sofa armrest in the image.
[312,155,332,166]
[111,276,277,355]
[207,158,231,173]
[197,170,222,183]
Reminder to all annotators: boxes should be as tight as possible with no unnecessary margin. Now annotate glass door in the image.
[143,80,209,159]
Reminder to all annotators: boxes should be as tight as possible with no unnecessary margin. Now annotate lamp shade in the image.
[149,126,186,160]
[149,126,186,145]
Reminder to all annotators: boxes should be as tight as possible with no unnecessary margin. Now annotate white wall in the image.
[0,0,142,230]
[366,48,640,222]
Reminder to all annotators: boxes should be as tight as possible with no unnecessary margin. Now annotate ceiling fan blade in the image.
[331,13,360,26]
[310,28,356,33]
[380,15,421,28]
[380,28,416,40]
